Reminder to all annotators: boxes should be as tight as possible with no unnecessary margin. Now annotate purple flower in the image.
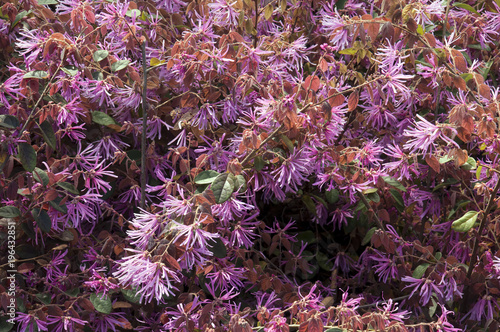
[435,304,461,332]
[163,296,203,331]
[15,312,48,332]
[91,312,129,332]
[46,315,88,332]
[401,276,443,305]
[272,149,311,193]
[403,115,459,157]
[113,249,180,303]
[207,264,247,291]
[370,250,399,283]
[208,0,240,28]
[463,294,499,322]
[84,271,120,296]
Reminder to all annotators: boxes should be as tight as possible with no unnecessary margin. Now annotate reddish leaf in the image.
[425,155,440,173]
[347,90,359,112]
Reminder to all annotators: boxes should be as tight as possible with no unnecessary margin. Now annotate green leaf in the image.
[194,183,209,194]
[416,24,424,35]
[64,288,80,297]
[389,189,404,212]
[301,194,317,215]
[324,329,344,332]
[461,157,476,170]
[18,142,37,172]
[126,149,141,161]
[211,173,235,204]
[111,59,130,72]
[33,167,49,186]
[194,170,220,185]
[0,316,15,332]
[61,66,79,77]
[55,230,74,242]
[451,211,479,233]
[121,288,141,303]
[438,155,453,164]
[0,206,21,218]
[325,188,340,204]
[92,71,104,81]
[12,10,29,28]
[362,227,377,246]
[280,134,294,152]
[452,3,479,15]
[317,251,334,271]
[382,176,407,192]
[412,263,430,279]
[92,111,117,126]
[476,165,482,180]
[363,188,378,194]
[125,9,142,18]
[334,0,348,10]
[35,293,52,304]
[49,196,68,214]
[23,70,49,79]
[93,50,109,63]
[447,200,471,219]
[39,120,57,150]
[264,4,274,20]
[338,48,357,55]
[254,156,265,171]
[0,115,19,129]
[296,230,317,244]
[90,293,112,314]
[20,222,35,239]
[460,73,474,82]
[57,182,79,195]
[38,0,58,4]
[16,244,38,259]
[310,194,328,209]
[429,297,438,317]
[32,208,51,233]
[208,237,227,258]
[233,174,247,193]
[433,178,459,191]
[366,192,380,203]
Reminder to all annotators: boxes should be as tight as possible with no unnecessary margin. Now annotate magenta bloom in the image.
[403,115,459,157]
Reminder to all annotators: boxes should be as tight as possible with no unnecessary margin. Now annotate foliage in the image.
[1,0,500,331]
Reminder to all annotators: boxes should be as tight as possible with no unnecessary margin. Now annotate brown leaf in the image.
[112,301,132,309]
[347,90,359,112]
[163,253,181,271]
[425,155,440,173]
[478,84,491,99]
[78,298,94,311]
[406,17,417,33]
[17,262,35,274]
[450,49,467,72]
[452,75,466,91]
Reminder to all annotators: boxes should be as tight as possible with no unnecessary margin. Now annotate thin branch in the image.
[359,192,386,231]
[140,40,148,209]
[466,175,500,279]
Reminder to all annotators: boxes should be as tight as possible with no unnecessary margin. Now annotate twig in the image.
[466,175,500,279]
[140,40,148,209]
[359,192,386,231]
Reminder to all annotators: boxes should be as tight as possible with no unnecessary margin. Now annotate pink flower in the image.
[403,115,459,157]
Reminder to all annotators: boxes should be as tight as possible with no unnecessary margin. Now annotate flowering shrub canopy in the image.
[1,0,500,331]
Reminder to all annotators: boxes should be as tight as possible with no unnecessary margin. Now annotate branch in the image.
[140,40,148,209]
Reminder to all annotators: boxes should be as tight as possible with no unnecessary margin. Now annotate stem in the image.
[466,177,500,279]
[140,41,148,209]
[253,0,259,48]
[359,192,386,231]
